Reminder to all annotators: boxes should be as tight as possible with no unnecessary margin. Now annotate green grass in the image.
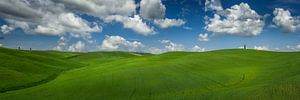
[0,47,85,93]
[0,47,300,100]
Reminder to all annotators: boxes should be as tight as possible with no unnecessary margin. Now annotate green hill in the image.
[0,47,85,93]
[0,47,300,100]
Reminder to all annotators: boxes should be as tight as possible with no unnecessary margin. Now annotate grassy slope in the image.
[1,49,300,100]
[0,47,84,92]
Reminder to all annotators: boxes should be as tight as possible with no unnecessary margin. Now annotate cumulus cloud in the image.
[53,37,68,51]
[160,40,185,51]
[147,47,164,54]
[5,19,30,32]
[0,0,43,20]
[68,41,85,52]
[144,40,186,53]
[0,25,14,34]
[101,35,144,51]
[198,33,209,41]
[53,37,91,52]
[34,13,101,38]
[0,0,186,38]
[154,18,185,28]
[147,44,206,54]
[53,0,137,18]
[286,44,300,51]
[254,46,269,50]
[57,0,158,36]
[104,15,156,35]
[140,0,166,20]
[152,42,206,53]
[205,0,223,12]
[0,0,102,39]
[140,0,185,28]
[205,3,264,36]
[191,45,206,52]
[273,8,300,33]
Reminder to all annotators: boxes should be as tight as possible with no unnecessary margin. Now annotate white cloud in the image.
[160,40,185,51]
[6,20,30,32]
[140,0,166,20]
[254,46,269,50]
[154,18,185,28]
[140,0,185,29]
[191,45,206,52]
[286,45,294,50]
[198,33,209,41]
[0,0,43,20]
[0,1,102,39]
[53,0,137,17]
[147,47,163,54]
[286,44,300,51]
[101,35,144,51]
[0,44,3,47]
[53,37,68,51]
[205,0,223,12]
[148,43,206,54]
[0,25,14,34]
[104,15,156,35]
[57,0,161,36]
[34,13,101,38]
[273,8,300,33]
[205,3,264,36]
[53,37,93,52]
[0,0,186,37]
[68,41,85,52]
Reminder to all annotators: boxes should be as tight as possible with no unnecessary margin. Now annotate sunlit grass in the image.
[0,47,300,100]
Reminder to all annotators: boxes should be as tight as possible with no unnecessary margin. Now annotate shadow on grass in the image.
[0,71,62,93]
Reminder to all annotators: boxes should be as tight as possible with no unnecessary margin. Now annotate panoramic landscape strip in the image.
[1,0,300,100]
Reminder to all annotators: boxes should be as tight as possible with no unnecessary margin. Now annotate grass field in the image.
[0,47,300,100]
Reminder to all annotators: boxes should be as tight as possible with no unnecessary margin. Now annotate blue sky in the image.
[0,0,300,53]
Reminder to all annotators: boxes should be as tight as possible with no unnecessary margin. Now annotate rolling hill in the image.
[0,47,300,100]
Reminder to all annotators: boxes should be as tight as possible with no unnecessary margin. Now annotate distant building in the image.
[244,44,246,49]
